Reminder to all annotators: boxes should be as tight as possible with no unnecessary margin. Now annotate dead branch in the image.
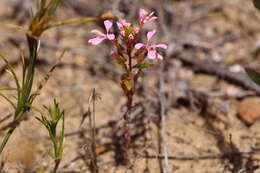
[236,165,260,173]
[139,150,260,161]
[174,55,260,95]
[158,63,170,173]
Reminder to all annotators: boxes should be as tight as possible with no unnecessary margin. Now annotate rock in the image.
[237,97,260,125]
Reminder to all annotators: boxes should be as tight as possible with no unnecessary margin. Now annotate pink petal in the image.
[147,30,156,42]
[147,50,157,59]
[88,37,105,45]
[121,19,131,27]
[120,30,125,36]
[106,34,115,40]
[155,44,167,49]
[147,12,155,18]
[90,29,105,36]
[117,19,131,30]
[104,20,113,32]
[134,26,140,34]
[139,8,148,20]
[117,21,123,30]
[157,53,164,60]
[148,16,157,22]
[135,43,144,49]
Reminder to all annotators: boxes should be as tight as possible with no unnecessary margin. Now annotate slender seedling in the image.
[36,99,65,173]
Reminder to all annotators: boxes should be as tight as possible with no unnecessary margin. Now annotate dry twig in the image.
[158,63,170,173]
[140,150,260,160]
[175,55,260,95]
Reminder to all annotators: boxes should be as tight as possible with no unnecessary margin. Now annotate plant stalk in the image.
[123,47,134,154]
[0,128,14,154]
[53,159,60,173]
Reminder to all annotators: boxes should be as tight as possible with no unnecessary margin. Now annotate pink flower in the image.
[117,19,131,36]
[117,19,131,30]
[128,34,134,41]
[135,30,167,60]
[88,20,115,45]
[139,8,157,24]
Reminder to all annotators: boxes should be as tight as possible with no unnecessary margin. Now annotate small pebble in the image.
[237,97,260,125]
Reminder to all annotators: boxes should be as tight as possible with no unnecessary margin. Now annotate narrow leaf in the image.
[135,62,154,69]
[245,68,260,85]
[0,92,16,109]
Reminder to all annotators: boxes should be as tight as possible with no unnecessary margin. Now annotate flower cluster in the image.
[88,8,167,60]
[88,8,167,96]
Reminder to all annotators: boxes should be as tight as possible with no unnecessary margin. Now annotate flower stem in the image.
[123,47,134,154]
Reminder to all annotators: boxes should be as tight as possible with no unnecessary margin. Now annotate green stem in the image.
[44,16,101,30]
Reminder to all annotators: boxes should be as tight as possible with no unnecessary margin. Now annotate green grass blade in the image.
[0,92,16,109]
[0,54,21,94]
[0,87,17,91]
[44,16,101,30]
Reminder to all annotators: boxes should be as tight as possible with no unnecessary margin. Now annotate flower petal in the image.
[120,30,126,36]
[90,29,105,36]
[135,43,144,49]
[104,20,113,32]
[88,37,105,45]
[147,50,157,59]
[155,44,167,49]
[107,34,115,40]
[148,11,155,17]
[134,26,140,34]
[147,30,156,42]
[117,22,123,30]
[121,19,131,27]
[117,19,131,31]
[157,53,164,60]
[139,8,148,20]
[148,16,157,22]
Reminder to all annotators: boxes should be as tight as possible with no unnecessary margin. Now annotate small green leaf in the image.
[245,68,260,85]
[136,62,154,69]
[253,0,260,11]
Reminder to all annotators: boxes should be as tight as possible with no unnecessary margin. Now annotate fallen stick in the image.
[139,150,260,160]
[175,55,260,95]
